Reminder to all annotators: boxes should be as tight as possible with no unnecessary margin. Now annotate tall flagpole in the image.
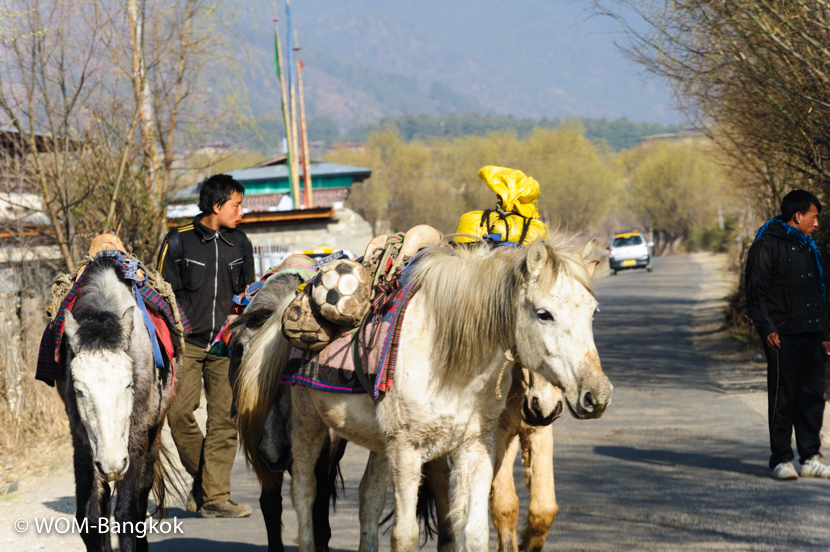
[285,0,302,208]
[272,8,299,209]
[296,58,313,207]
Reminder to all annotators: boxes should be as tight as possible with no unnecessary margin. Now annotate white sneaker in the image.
[801,456,830,478]
[773,461,799,480]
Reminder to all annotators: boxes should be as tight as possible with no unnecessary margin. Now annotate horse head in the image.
[64,305,136,482]
[514,239,613,420]
[518,366,564,426]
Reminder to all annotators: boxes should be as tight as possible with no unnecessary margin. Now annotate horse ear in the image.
[581,239,596,262]
[526,241,548,279]
[587,260,601,278]
[121,307,135,350]
[63,310,80,352]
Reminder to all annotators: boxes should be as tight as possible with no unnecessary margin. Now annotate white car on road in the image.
[608,231,653,275]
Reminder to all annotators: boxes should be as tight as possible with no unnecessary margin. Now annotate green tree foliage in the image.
[626,140,726,254]
[345,113,683,151]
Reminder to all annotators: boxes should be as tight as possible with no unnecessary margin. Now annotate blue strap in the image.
[233,280,265,307]
[95,250,164,368]
[132,285,165,368]
[313,250,344,270]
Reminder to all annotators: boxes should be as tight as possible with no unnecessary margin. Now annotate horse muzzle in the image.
[521,395,564,427]
[95,457,129,482]
[569,380,613,420]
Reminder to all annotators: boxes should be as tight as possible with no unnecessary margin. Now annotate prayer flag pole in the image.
[285,0,302,208]
[296,57,313,207]
[272,7,299,209]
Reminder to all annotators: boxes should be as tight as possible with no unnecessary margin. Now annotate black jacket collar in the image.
[193,214,235,246]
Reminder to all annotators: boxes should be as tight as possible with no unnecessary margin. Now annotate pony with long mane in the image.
[236,235,611,551]
[59,257,182,552]
[228,268,347,552]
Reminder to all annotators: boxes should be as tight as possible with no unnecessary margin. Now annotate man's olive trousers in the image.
[168,342,237,506]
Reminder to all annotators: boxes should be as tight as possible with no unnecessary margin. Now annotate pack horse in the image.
[236,236,611,552]
[48,253,184,552]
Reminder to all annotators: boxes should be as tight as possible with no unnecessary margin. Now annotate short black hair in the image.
[198,174,245,214]
[781,190,821,222]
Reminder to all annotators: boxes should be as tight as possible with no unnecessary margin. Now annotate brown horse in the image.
[491,364,564,552]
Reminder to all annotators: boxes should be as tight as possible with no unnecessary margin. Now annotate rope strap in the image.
[495,348,516,400]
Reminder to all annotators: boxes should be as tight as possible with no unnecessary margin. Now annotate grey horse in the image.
[60,257,182,552]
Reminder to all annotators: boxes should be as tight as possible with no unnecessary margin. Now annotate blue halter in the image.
[755,216,825,300]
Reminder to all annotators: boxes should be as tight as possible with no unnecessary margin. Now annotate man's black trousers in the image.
[764,333,826,469]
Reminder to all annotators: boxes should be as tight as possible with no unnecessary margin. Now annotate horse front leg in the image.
[358,451,390,552]
[389,444,423,552]
[72,433,112,552]
[260,475,285,552]
[450,437,496,552]
[115,433,158,552]
[423,458,455,552]
[519,424,556,552]
[290,388,329,552]
[490,433,520,552]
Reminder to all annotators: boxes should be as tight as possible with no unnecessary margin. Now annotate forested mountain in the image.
[236,0,676,140]
[339,113,684,151]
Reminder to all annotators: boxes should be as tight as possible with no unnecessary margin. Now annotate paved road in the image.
[4,254,829,551]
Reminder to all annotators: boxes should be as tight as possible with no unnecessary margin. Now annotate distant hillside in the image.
[301,49,487,123]
[234,0,676,132]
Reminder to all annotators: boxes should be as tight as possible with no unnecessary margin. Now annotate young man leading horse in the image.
[746,189,830,480]
[158,174,256,516]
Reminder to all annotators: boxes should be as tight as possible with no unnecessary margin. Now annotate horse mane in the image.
[409,234,593,388]
[71,258,134,351]
[231,274,300,487]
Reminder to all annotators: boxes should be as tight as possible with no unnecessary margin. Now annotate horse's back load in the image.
[311,259,371,326]
[455,166,550,246]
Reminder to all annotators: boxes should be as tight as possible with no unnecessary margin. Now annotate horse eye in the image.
[536,309,554,322]
[126,382,134,391]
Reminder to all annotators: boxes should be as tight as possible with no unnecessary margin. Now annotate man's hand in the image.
[823,341,830,356]
[766,332,781,350]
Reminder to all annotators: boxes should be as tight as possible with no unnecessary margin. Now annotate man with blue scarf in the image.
[746,190,830,480]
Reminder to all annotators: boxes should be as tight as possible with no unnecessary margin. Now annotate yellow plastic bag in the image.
[455,166,549,246]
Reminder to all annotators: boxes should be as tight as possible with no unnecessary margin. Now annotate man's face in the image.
[793,203,820,236]
[214,192,244,229]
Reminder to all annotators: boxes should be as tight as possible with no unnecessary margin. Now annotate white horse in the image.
[250,238,612,551]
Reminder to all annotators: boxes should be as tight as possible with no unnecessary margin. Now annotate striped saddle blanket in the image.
[280,276,417,402]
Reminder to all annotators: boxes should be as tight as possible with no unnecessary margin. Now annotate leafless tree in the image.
[593,0,830,204]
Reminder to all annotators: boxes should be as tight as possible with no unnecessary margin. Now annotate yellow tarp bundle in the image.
[455,166,549,245]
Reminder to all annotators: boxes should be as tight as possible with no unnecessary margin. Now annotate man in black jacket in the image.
[746,189,830,480]
[158,174,256,516]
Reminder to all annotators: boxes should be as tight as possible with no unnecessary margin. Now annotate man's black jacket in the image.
[157,216,256,348]
[745,221,829,340]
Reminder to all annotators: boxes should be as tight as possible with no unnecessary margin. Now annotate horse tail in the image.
[148,431,186,518]
[415,469,439,543]
[326,433,348,511]
[235,292,295,487]
[380,464,438,545]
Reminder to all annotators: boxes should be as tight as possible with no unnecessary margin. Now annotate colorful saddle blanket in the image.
[35,251,191,386]
[280,275,417,401]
